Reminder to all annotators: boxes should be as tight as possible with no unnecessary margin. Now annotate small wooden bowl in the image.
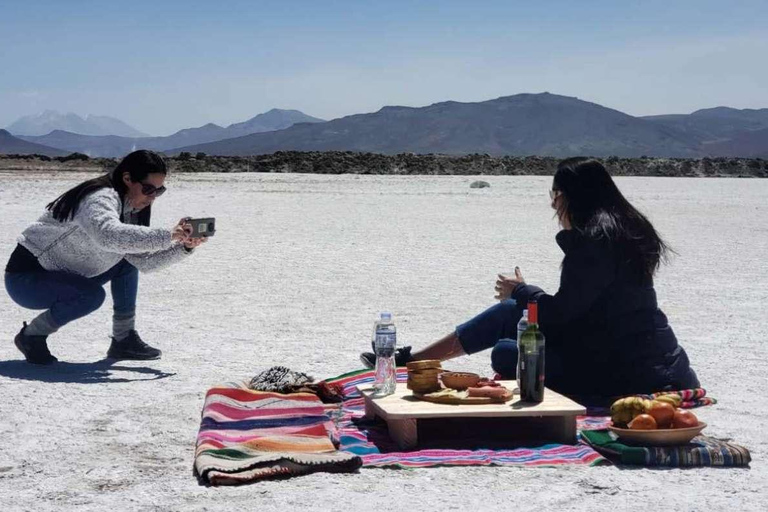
[407,381,442,394]
[406,360,442,371]
[408,367,443,377]
[440,371,481,390]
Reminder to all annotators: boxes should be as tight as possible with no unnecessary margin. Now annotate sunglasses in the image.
[549,189,560,201]
[139,182,167,197]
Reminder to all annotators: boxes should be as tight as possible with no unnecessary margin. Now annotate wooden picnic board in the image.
[360,381,586,450]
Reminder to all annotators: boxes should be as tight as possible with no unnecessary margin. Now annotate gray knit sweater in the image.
[18,188,191,277]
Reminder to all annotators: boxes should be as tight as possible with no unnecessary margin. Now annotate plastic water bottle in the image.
[516,309,529,344]
[515,309,528,389]
[373,312,397,396]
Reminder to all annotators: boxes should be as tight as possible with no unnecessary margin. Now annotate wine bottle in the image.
[518,300,545,402]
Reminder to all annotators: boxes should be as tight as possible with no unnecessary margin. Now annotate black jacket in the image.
[512,229,699,399]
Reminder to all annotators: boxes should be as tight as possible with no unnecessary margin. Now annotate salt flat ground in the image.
[0,171,766,511]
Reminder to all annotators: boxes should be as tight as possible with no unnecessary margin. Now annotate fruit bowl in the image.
[440,371,480,390]
[607,422,707,446]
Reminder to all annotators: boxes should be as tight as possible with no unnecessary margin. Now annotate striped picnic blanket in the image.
[581,430,751,467]
[324,368,610,468]
[194,383,361,485]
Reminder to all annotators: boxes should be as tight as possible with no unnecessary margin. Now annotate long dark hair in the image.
[553,157,670,277]
[47,150,167,227]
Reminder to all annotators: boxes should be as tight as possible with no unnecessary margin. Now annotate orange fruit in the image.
[628,414,657,430]
[671,409,698,429]
[647,401,676,429]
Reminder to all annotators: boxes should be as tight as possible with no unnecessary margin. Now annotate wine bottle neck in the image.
[528,302,538,324]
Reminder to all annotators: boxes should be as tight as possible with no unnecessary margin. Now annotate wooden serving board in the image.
[359,381,587,450]
[413,388,514,405]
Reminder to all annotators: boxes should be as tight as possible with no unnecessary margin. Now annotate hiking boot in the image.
[14,322,57,365]
[107,330,162,360]
[359,345,413,369]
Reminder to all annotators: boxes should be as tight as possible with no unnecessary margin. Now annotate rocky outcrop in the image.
[1,151,766,177]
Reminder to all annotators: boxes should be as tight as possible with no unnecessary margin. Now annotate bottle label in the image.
[374,327,396,356]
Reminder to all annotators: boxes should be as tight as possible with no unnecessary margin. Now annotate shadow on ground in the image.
[0,358,176,383]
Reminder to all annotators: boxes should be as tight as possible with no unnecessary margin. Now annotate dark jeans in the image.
[4,259,138,328]
[456,299,563,380]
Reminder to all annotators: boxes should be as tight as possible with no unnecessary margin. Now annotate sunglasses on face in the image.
[139,182,167,197]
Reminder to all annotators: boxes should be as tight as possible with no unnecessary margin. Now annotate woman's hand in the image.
[495,267,525,301]
[183,236,207,250]
[171,218,193,242]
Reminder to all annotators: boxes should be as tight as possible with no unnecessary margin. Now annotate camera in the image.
[185,217,216,238]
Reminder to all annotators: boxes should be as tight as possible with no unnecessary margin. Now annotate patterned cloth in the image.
[194,383,362,485]
[636,388,717,409]
[581,429,751,467]
[324,368,609,468]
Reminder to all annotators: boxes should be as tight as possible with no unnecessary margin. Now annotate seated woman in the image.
[360,157,699,405]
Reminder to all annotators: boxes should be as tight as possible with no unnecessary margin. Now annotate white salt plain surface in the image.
[0,171,766,511]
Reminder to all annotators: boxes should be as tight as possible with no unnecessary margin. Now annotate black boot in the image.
[359,346,413,369]
[107,330,162,360]
[14,322,58,365]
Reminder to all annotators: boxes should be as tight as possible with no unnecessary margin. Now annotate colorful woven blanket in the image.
[581,429,751,467]
[324,368,610,468]
[194,383,362,485]
[636,388,717,409]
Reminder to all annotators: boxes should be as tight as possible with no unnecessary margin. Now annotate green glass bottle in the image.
[518,300,545,402]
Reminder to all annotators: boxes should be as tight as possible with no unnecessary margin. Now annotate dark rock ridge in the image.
[1,151,766,177]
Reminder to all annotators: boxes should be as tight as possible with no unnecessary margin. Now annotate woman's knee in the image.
[491,299,519,319]
[491,339,518,379]
[83,285,107,313]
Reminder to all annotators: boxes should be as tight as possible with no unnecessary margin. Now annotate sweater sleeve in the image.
[512,236,616,335]
[125,243,192,273]
[73,190,173,254]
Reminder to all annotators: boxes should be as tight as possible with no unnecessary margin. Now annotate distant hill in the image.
[6,110,149,137]
[0,129,67,156]
[170,93,702,157]
[18,109,325,157]
[701,127,768,158]
[643,107,768,143]
[225,108,326,137]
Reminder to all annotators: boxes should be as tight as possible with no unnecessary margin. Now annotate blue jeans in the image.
[4,259,138,328]
[456,299,522,378]
[455,299,565,380]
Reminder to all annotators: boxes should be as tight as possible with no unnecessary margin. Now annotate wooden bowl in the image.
[440,371,481,390]
[408,367,442,377]
[407,381,442,394]
[406,360,442,371]
[607,422,707,446]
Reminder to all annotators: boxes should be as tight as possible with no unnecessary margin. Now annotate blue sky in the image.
[1,0,766,135]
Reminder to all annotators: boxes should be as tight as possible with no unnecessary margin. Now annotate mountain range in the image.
[6,110,149,137]
[171,94,768,158]
[11,109,325,158]
[0,129,67,156]
[2,94,767,158]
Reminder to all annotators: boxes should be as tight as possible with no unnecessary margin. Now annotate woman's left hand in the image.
[495,266,525,301]
[183,237,208,250]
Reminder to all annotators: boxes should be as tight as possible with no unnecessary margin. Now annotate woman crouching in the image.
[4,150,206,364]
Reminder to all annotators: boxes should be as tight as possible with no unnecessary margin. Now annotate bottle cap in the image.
[380,312,392,321]
[527,301,538,324]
